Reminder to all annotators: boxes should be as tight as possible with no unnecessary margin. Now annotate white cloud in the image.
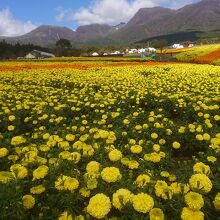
[55,7,71,22]
[0,8,37,37]
[56,0,198,25]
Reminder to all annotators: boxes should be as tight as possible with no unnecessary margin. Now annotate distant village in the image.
[22,43,195,59]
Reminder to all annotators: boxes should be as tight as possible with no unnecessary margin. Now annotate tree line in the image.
[0,41,51,60]
[1,37,220,59]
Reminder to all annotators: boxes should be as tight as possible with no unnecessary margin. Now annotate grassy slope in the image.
[173,44,220,62]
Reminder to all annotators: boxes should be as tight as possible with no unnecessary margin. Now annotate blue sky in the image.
[0,0,200,36]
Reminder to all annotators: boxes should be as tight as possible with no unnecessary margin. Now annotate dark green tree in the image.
[152,39,168,53]
[55,38,72,57]
[56,38,72,49]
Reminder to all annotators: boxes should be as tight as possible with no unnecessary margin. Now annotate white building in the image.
[126,47,156,54]
[147,47,156,52]
[188,44,194,48]
[25,53,36,59]
[138,48,146,53]
[172,44,184,49]
[110,51,122,55]
[92,52,99,56]
[25,50,55,59]
[128,49,138,54]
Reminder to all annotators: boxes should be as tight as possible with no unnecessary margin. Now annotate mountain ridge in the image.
[1,0,220,47]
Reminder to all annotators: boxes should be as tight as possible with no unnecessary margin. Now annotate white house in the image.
[126,47,156,54]
[172,44,184,49]
[128,49,138,54]
[188,43,194,48]
[92,52,99,56]
[147,47,156,52]
[138,48,146,53]
[111,51,121,55]
[25,53,36,59]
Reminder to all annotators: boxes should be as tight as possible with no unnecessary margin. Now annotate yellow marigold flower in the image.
[58,211,73,220]
[8,154,19,162]
[185,192,204,210]
[181,207,204,220]
[0,171,14,184]
[55,175,68,191]
[213,193,220,211]
[143,123,149,129]
[153,144,160,152]
[170,182,181,194]
[214,115,220,121]
[160,171,170,178]
[11,136,26,146]
[39,145,50,152]
[87,193,111,219]
[193,162,211,175]
[75,215,85,220]
[128,160,139,169]
[149,208,165,220]
[151,133,158,139]
[207,156,217,163]
[166,129,172,135]
[144,153,161,163]
[22,195,35,209]
[132,193,154,213]
[65,134,75,142]
[79,187,90,197]
[135,174,151,188]
[123,119,130,125]
[86,161,100,174]
[149,117,155,122]
[121,157,130,165]
[68,152,81,163]
[203,133,210,141]
[130,145,142,154]
[8,125,15,131]
[172,142,181,149]
[155,180,172,200]
[178,126,186,134]
[168,174,177,182]
[101,167,122,183]
[58,141,70,150]
[30,184,45,194]
[10,164,28,179]
[108,149,122,161]
[196,134,203,141]
[135,125,142,131]
[64,177,79,191]
[0,148,9,158]
[159,139,166,145]
[8,115,16,121]
[33,165,49,180]
[183,184,190,194]
[129,139,136,145]
[189,174,212,193]
[112,188,133,209]
[159,151,166,158]
[42,133,50,140]
[86,177,98,190]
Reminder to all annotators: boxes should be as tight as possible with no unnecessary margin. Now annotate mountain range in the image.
[1,0,220,47]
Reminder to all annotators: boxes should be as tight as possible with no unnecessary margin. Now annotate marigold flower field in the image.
[0,61,220,219]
